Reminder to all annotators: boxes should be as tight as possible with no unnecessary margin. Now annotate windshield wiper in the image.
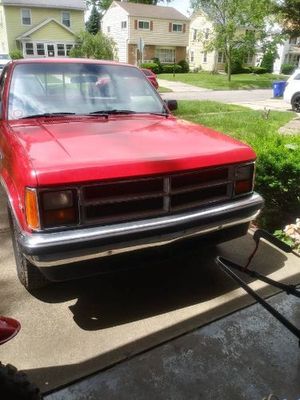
[148,111,169,117]
[89,109,137,115]
[21,112,76,119]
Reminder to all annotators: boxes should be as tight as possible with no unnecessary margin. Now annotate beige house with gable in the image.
[102,1,190,65]
[0,0,85,58]
[189,11,257,72]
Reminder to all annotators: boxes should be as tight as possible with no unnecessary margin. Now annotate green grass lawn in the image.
[159,72,287,90]
[173,101,293,138]
[174,100,300,231]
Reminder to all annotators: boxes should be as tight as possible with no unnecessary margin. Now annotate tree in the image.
[69,31,117,60]
[190,0,273,81]
[274,0,300,36]
[86,4,101,34]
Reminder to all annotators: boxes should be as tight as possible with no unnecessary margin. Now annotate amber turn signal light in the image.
[42,208,77,228]
[25,188,40,230]
[235,179,253,195]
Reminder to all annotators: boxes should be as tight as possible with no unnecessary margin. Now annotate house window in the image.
[218,51,225,63]
[203,51,207,63]
[21,9,31,25]
[36,43,45,56]
[172,23,182,32]
[285,53,300,64]
[62,11,71,27]
[57,44,65,56]
[204,28,209,39]
[25,43,34,55]
[190,50,194,63]
[245,53,253,64]
[192,29,197,41]
[66,44,73,56]
[138,20,150,30]
[121,21,127,29]
[289,37,297,45]
[155,48,175,63]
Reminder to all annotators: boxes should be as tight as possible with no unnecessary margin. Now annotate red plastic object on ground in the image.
[0,316,21,345]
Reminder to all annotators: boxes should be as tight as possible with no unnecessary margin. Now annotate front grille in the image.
[81,166,234,225]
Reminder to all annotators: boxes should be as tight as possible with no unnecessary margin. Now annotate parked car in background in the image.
[284,68,300,112]
[0,58,263,290]
[141,68,159,89]
[0,54,11,72]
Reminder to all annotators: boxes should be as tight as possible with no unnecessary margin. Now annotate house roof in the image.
[16,17,75,39]
[1,0,85,10]
[114,1,189,21]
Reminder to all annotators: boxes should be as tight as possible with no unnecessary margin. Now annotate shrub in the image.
[69,31,116,60]
[242,67,252,73]
[225,59,244,74]
[254,137,300,231]
[151,57,162,73]
[161,64,183,73]
[281,63,296,75]
[140,62,160,74]
[9,49,23,59]
[178,59,189,73]
[261,51,275,73]
[251,66,267,74]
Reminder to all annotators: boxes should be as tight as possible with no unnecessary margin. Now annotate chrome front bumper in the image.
[18,193,264,268]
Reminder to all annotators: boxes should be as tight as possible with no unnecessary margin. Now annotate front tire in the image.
[8,209,49,290]
[291,93,300,112]
[0,363,42,399]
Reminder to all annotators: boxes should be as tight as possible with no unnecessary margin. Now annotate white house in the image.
[101,0,190,65]
[273,36,300,74]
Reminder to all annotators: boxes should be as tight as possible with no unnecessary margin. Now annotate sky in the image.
[163,0,191,17]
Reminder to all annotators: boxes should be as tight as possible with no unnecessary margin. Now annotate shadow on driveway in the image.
[32,235,287,331]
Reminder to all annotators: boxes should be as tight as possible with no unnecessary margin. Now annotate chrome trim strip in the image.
[26,210,260,268]
[19,193,263,263]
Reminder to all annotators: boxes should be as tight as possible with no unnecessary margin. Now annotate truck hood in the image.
[9,115,256,186]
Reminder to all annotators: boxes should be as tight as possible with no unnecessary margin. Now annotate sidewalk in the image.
[158,79,211,93]
[158,79,291,112]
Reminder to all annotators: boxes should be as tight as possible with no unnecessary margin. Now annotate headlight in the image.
[41,190,78,228]
[43,190,74,210]
[234,163,255,196]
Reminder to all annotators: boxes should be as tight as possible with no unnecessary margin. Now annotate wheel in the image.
[8,208,49,290]
[0,362,42,399]
[291,93,300,112]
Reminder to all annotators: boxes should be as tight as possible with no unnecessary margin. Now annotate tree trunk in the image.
[227,58,231,81]
[227,49,231,82]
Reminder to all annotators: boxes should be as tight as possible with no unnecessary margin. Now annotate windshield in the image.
[8,62,166,120]
[0,54,9,60]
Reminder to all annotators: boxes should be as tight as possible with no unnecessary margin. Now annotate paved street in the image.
[158,79,290,111]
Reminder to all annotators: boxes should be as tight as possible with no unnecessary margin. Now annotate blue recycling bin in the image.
[272,81,286,97]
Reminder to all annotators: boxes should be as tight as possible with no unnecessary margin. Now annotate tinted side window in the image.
[294,73,300,80]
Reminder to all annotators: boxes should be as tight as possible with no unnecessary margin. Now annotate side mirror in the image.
[164,99,178,111]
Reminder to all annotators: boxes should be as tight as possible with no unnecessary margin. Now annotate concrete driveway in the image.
[158,79,290,112]
[1,189,300,396]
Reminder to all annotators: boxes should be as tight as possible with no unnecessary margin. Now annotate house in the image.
[273,36,300,74]
[0,0,85,58]
[101,1,189,65]
[189,11,257,72]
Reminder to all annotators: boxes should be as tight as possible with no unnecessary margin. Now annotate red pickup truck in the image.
[0,58,263,290]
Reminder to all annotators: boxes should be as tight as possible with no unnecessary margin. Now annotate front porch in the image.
[127,44,187,65]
